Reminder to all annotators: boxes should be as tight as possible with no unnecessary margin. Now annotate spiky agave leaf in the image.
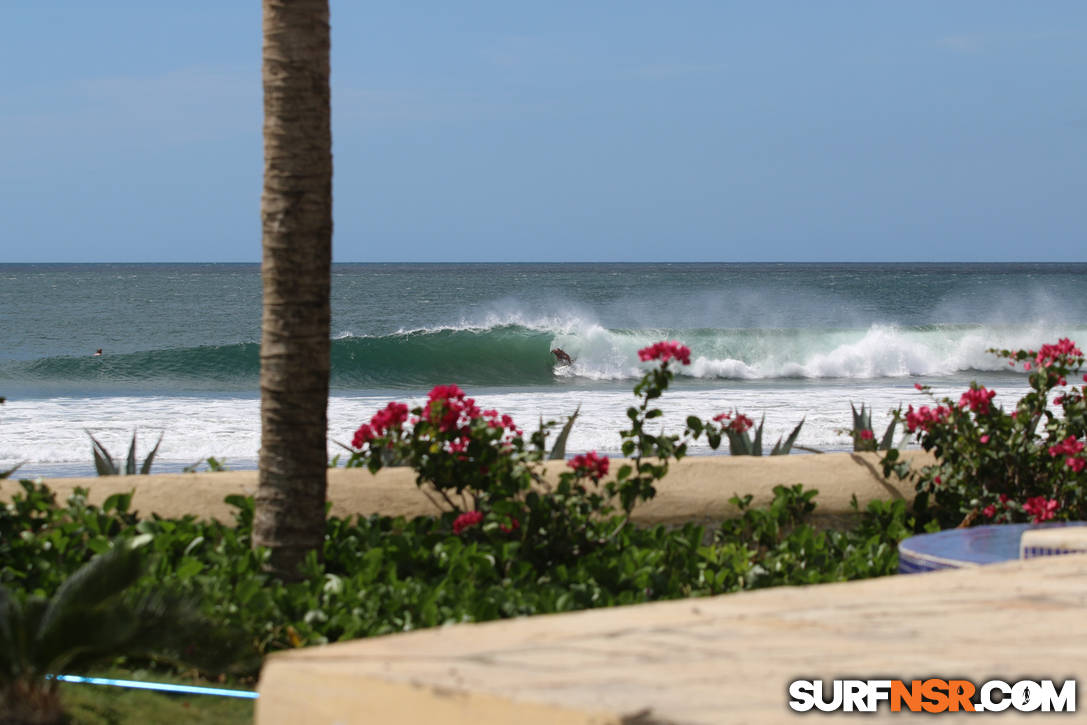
[548,405,580,460]
[125,431,138,475]
[725,427,754,456]
[879,411,900,451]
[752,415,765,456]
[850,402,872,432]
[0,461,23,480]
[770,417,805,456]
[85,430,119,476]
[140,431,164,475]
[850,403,878,451]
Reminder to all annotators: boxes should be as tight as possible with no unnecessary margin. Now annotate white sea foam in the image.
[3,319,1078,476]
[1,376,1038,477]
[550,322,1084,381]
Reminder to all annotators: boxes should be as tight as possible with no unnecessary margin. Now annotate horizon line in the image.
[3,260,1087,266]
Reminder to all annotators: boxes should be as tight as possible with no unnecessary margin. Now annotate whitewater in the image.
[2,263,1084,477]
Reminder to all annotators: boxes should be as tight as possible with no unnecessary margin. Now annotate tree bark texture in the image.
[255,0,332,579]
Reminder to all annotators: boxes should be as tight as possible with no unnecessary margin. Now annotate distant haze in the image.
[1,2,1085,262]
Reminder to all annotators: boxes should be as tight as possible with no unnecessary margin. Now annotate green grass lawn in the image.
[58,670,254,725]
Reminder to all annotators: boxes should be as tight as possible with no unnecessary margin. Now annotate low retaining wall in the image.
[256,553,1087,724]
[3,451,930,526]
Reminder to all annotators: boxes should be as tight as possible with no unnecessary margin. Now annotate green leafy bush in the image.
[882,338,1087,528]
[344,342,709,569]
[2,479,912,667]
[0,337,927,693]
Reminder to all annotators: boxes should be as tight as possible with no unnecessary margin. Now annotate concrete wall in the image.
[256,553,1087,724]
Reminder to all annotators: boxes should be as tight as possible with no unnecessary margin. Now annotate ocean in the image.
[2,263,1085,478]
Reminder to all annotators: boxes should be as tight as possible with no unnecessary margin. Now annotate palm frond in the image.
[37,546,142,642]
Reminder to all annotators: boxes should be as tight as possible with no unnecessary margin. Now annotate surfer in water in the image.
[93,348,103,357]
[551,348,573,366]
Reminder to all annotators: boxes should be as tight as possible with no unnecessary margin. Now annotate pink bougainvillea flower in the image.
[352,423,375,449]
[958,386,996,415]
[904,404,951,433]
[1022,496,1060,523]
[1034,338,1082,368]
[452,510,484,535]
[1048,436,1085,459]
[859,429,875,440]
[727,414,755,434]
[637,341,692,366]
[982,505,996,518]
[914,382,925,390]
[933,475,941,485]
[1067,457,1086,473]
[568,450,610,481]
[979,435,990,444]
[425,383,481,433]
[370,401,409,436]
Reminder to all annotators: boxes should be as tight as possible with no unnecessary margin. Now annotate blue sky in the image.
[1,1,1084,262]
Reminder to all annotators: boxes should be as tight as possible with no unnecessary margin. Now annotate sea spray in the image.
[2,322,1079,392]
[2,262,1084,476]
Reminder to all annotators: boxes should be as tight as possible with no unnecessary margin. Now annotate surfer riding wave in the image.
[551,347,573,366]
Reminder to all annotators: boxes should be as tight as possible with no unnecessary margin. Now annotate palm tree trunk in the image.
[254,0,332,579]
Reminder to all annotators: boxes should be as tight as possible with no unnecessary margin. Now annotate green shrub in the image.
[0,540,243,724]
[2,479,913,666]
[0,337,929,688]
[882,338,1086,528]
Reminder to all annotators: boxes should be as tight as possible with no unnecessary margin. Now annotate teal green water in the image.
[2,263,1085,475]
[3,262,1086,393]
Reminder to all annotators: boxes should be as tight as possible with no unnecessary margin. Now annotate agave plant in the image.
[86,429,163,476]
[546,405,580,460]
[848,403,901,452]
[0,541,243,724]
[724,414,805,456]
